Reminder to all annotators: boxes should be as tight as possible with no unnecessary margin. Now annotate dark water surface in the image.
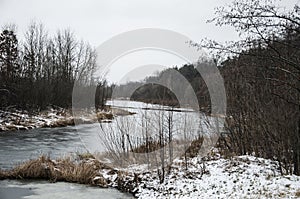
[0,124,96,170]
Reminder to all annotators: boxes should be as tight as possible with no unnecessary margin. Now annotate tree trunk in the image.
[293,105,300,175]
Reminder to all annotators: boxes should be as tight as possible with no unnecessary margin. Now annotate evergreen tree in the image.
[0,29,19,85]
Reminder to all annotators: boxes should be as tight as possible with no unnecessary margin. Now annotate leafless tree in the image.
[194,0,300,175]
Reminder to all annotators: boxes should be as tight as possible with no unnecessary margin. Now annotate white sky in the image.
[0,0,298,83]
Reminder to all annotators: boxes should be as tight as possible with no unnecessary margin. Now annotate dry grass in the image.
[12,156,55,179]
[0,169,11,180]
[185,137,204,158]
[96,112,114,120]
[77,152,95,160]
[132,140,164,153]
[0,156,109,187]
[132,137,204,158]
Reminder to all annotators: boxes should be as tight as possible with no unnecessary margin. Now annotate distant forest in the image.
[0,23,110,111]
[115,0,300,175]
[114,61,213,110]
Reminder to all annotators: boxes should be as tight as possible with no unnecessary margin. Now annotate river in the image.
[0,122,133,198]
[0,100,164,198]
[0,100,211,198]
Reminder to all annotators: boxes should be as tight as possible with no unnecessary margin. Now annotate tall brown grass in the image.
[0,155,109,187]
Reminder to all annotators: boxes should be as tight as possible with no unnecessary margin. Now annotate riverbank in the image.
[0,106,135,132]
[1,150,299,198]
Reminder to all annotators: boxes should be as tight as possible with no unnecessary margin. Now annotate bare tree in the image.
[194,0,300,175]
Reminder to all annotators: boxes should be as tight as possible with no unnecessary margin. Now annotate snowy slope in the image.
[101,154,300,199]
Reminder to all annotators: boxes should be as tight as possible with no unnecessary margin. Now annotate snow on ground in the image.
[0,109,68,131]
[0,108,103,131]
[101,153,300,199]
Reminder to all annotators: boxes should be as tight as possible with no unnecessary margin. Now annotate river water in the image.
[0,100,167,199]
[0,122,133,198]
[0,123,101,170]
[0,100,214,198]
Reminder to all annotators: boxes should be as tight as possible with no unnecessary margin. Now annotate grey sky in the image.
[0,0,298,83]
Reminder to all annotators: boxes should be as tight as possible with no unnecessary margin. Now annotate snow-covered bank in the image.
[100,154,300,199]
[0,108,114,132]
[1,152,299,198]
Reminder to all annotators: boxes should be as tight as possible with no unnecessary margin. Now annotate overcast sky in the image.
[0,0,298,83]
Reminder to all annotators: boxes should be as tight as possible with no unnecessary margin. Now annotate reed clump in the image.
[0,155,108,187]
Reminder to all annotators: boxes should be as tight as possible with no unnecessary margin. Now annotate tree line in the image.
[0,22,110,111]
[114,61,213,111]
